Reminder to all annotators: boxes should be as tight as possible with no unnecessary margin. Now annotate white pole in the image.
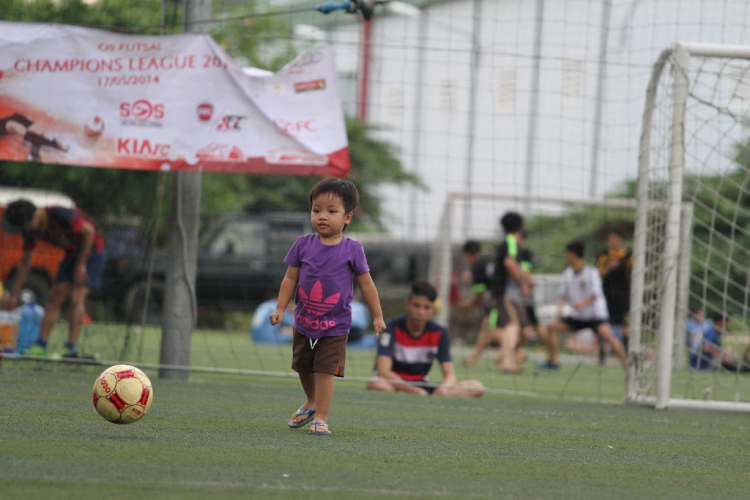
[655,43,690,410]
[463,0,482,237]
[524,0,545,214]
[627,46,672,403]
[673,203,694,370]
[588,0,612,198]
[408,7,427,236]
[429,195,454,327]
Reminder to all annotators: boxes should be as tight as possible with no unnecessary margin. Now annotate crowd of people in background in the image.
[455,211,630,372]
[4,192,749,390]
[455,211,750,375]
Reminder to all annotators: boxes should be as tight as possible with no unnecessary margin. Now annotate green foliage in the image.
[685,144,750,314]
[0,163,164,222]
[210,4,295,71]
[522,206,635,273]
[200,117,422,231]
[0,0,173,33]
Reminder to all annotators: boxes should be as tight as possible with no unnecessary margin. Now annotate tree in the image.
[202,117,424,231]
[0,0,176,34]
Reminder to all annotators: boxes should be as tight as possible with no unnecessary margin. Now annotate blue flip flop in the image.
[288,408,316,428]
[309,422,332,436]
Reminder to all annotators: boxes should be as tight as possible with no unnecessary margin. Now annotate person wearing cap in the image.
[3,199,105,358]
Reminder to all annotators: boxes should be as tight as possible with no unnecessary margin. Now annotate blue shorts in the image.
[56,252,105,290]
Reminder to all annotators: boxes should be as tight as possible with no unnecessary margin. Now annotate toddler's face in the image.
[311,193,352,239]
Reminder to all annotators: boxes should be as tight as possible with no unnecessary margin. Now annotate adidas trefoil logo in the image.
[298,281,340,316]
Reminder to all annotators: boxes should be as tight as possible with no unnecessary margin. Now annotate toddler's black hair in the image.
[309,177,359,214]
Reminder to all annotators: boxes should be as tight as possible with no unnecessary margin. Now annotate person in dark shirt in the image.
[3,199,105,357]
[458,240,499,367]
[596,228,633,352]
[367,281,483,397]
[489,212,533,372]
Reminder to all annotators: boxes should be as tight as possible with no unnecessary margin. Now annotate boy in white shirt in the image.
[538,241,628,369]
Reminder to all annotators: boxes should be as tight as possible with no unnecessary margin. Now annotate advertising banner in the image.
[0,21,350,176]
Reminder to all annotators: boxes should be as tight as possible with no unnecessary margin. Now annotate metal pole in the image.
[357,20,372,121]
[524,0,545,213]
[159,0,208,380]
[655,43,690,410]
[588,0,612,197]
[409,7,427,236]
[463,0,482,237]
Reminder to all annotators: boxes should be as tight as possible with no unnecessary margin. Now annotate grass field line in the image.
[16,475,489,497]
[3,353,625,406]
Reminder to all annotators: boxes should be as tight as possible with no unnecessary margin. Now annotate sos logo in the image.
[120,100,164,121]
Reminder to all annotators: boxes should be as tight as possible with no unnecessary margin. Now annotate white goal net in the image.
[627,42,750,412]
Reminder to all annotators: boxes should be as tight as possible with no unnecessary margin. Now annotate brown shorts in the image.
[491,296,529,328]
[291,329,347,377]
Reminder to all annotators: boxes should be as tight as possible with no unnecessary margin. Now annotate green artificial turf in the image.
[27,322,636,402]
[1,367,748,499]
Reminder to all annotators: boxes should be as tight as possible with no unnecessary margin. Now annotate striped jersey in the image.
[22,206,104,255]
[376,315,451,382]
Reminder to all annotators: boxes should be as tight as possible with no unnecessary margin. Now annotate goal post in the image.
[629,41,750,412]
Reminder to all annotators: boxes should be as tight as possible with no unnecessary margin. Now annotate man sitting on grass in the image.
[538,240,628,369]
[367,281,484,397]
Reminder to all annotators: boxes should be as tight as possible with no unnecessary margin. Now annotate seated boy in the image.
[367,281,484,397]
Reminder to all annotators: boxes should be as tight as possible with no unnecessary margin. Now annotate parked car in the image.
[346,234,432,320]
[104,213,437,324]
[0,187,75,306]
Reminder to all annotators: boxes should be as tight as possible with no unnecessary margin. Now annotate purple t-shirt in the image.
[284,234,370,339]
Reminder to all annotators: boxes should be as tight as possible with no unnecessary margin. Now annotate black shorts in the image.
[416,382,437,395]
[561,317,607,333]
[291,329,347,377]
[525,305,539,326]
[56,252,106,290]
[371,370,436,394]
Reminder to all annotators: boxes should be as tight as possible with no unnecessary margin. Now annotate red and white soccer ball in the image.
[93,364,153,424]
[83,115,104,138]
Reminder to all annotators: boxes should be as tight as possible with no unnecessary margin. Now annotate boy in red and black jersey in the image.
[3,200,105,357]
[367,281,483,397]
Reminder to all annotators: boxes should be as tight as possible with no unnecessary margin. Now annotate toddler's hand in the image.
[269,309,284,325]
[373,316,386,336]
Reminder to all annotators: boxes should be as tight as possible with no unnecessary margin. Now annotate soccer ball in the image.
[93,364,153,424]
[83,115,104,138]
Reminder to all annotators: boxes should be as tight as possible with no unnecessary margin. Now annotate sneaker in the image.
[61,346,82,358]
[23,344,47,356]
[538,360,560,370]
